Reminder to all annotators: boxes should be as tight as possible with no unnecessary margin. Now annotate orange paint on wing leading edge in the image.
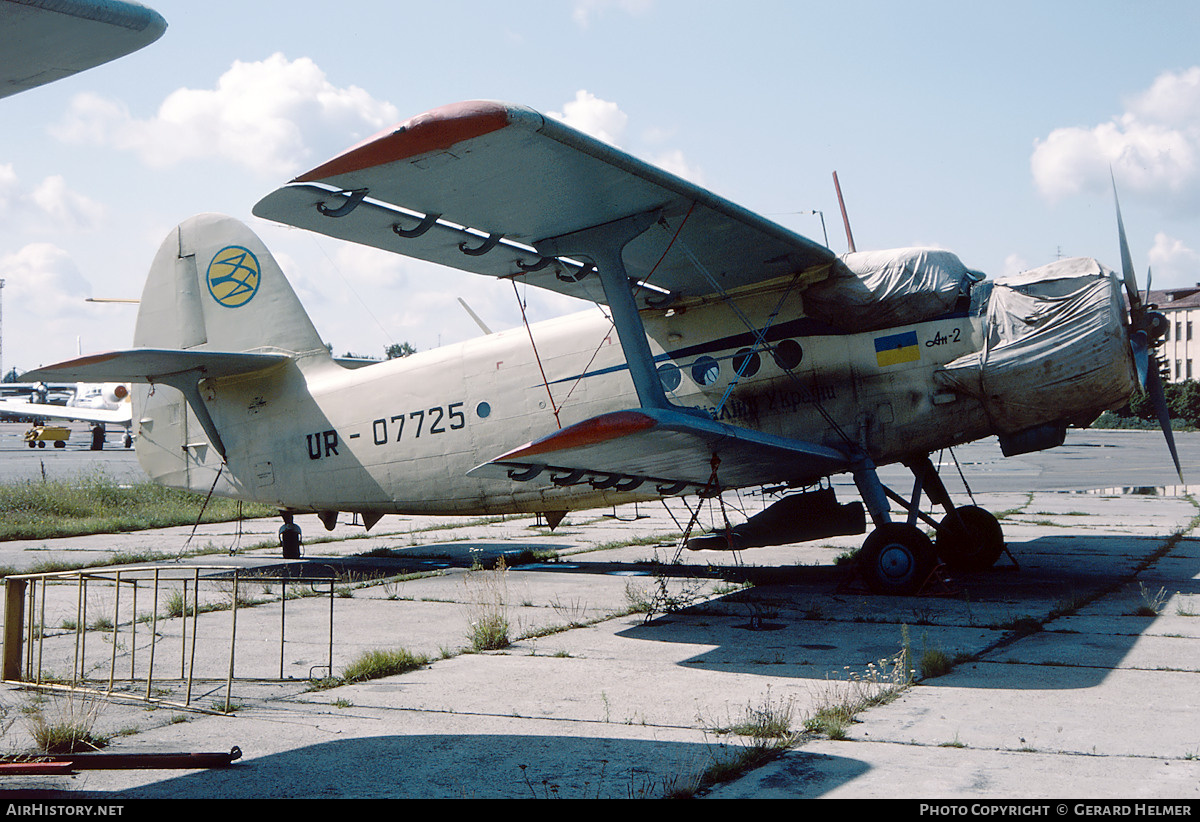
[293,101,514,183]
[498,411,658,461]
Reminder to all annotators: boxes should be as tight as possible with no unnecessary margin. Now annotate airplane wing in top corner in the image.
[252,100,838,307]
[0,0,167,100]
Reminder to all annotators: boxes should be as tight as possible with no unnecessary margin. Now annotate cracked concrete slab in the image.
[1,429,1199,799]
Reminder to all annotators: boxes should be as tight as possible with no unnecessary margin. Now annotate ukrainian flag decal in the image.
[875,331,920,367]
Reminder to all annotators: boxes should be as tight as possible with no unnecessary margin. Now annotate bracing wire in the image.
[512,279,562,429]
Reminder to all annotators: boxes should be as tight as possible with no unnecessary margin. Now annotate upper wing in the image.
[252,100,837,306]
[0,0,166,100]
[0,398,129,426]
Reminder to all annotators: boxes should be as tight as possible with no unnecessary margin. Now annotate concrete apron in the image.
[0,490,1197,799]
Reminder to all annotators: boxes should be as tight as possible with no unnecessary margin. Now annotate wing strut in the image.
[536,210,676,412]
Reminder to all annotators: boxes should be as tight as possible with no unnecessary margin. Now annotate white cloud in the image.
[0,164,105,232]
[547,91,704,185]
[1001,253,1030,278]
[1148,231,1200,288]
[1031,67,1200,210]
[30,176,105,229]
[52,54,399,177]
[548,90,629,147]
[649,148,704,185]
[0,243,92,306]
[0,244,130,371]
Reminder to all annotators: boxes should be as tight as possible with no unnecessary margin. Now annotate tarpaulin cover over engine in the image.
[935,257,1137,434]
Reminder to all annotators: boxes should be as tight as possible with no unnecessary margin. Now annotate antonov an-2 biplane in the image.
[22,100,1179,594]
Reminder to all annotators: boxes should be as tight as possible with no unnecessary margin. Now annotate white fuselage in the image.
[132,280,1007,518]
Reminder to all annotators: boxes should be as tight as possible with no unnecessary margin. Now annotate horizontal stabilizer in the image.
[467,408,850,495]
[21,349,289,384]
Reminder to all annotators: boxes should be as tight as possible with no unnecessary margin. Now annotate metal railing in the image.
[2,565,338,713]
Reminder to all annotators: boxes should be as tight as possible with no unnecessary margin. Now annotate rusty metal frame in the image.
[2,565,337,713]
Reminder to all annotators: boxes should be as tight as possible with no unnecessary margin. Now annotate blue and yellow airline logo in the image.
[206,246,261,308]
[874,331,920,367]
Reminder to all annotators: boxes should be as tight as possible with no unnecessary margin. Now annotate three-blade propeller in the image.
[1113,176,1183,482]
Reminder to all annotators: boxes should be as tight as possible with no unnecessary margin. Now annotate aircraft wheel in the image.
[279,514,302,560]
[935,506,1004,572]
[37,441,45,448]
[859,523,937,595]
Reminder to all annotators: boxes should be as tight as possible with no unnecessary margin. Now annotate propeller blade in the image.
[1146,357,1184,482]
[1112,173,1143,319]
[1131,329,1150,388]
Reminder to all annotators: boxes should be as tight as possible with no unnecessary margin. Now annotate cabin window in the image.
[732,349,761,378]
[658,363,682,392]
[691,356,720,386]
[771,339,803,371]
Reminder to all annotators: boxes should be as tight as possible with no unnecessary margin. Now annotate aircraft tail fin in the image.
[133,213,329,360]
[24,214,333,494]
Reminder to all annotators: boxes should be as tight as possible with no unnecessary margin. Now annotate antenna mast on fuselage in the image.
[832,171,856,254]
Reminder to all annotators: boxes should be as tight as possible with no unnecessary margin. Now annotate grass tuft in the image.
[25,693,109,754]
[919,648,953,680]
[309,647,430,691]
[464,556,511,652]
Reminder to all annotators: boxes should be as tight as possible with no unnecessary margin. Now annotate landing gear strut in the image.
[853,454,1005,594]
[279,512,302,559]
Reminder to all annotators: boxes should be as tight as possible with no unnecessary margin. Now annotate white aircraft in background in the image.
[22,100,1176,593]
[0,382,133,448]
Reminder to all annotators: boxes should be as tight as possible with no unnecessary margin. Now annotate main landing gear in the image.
[852,455,1006,595]
[279,512,302,559]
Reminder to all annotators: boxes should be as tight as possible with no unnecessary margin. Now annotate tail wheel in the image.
[935,505,1004,572]
[859,523,937,595]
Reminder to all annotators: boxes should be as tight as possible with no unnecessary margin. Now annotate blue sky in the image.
[3,0,1200,373]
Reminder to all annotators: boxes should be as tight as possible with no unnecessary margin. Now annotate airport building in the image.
[1150,286,1200,381]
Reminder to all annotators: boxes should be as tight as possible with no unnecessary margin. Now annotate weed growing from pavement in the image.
[464,554,511,651]
[1133,581,1170,616]
[623,572,710,624]
[802,629,914,741]
[919,647,953,680]
[707,688,799,742]
[308,647,431,691]
[24,692,109,754]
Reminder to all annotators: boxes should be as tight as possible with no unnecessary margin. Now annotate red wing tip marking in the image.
[495,411,658,462]
[293,100,518,183]
[40,352,120,370]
